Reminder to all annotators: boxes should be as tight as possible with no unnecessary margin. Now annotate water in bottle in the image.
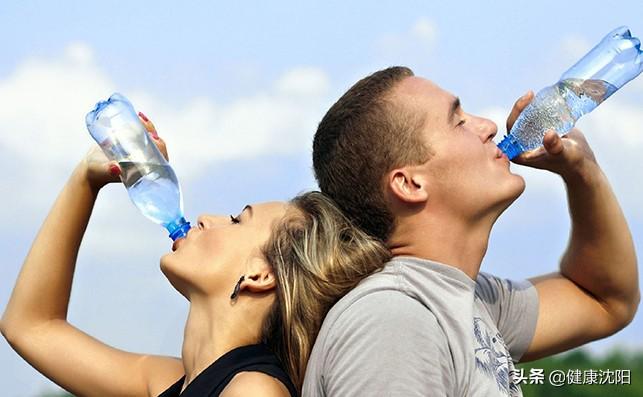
[86,93,191,241]
[499,26,643,159]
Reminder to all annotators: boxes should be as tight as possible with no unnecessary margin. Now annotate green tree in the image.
[518,348,643,397]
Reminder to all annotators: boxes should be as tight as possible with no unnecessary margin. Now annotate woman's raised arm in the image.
[0,119,183,397]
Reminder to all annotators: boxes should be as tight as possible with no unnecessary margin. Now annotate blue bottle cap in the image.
[167,217,191,241]
[498,134,523,160]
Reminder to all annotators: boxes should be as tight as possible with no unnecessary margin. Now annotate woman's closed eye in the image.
[230,215,241,224]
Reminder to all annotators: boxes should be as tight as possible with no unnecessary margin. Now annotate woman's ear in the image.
[387,167,429,204]
[241,260,276,294]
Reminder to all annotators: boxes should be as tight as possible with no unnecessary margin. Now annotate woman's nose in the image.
[196,214,226,229]
[196,215,209,229]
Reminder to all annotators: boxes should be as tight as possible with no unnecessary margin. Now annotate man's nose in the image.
[476,117,497,143]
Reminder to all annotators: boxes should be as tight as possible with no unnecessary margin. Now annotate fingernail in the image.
[109,164,120,176]
[150,130,160,140]
[138,112,149,122]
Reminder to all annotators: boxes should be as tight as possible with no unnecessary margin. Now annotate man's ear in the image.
[387,167,429,204]
[240,260,276,294]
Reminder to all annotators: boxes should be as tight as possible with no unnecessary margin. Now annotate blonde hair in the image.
[261,191,391,390]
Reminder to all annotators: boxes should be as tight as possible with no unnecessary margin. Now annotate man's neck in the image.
[388,211,494,280]
[180,296,260,392]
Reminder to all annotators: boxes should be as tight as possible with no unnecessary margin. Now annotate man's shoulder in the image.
[311,281,450,359]
[335,288,435,324]
[302,259,457,396]
[475,271,536,305]
[305,273,454,396]
[323,264,414,319]
[318,268,444,346]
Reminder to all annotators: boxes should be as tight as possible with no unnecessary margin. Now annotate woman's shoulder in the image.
[220,371,292,397]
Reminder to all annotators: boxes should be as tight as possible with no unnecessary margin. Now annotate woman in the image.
[0,115,390,396]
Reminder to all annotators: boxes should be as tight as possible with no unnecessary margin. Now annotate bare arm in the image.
[523,151,639,360]
[505,94,640,361]
[0,120,183,396]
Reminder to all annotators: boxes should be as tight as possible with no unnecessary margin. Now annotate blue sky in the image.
[1,1,643,395]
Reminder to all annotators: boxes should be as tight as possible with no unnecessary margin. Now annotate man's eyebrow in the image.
[448,97,461,124]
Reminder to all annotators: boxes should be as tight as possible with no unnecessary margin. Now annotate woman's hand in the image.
[81,112,169,192]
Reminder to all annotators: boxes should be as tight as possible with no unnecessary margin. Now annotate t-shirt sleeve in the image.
[320,291,454,396]
[475,272,539,362]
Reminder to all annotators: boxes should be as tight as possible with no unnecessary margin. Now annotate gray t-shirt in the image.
[302,256,539,397]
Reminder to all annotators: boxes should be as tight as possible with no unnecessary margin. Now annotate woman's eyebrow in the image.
[448,96,461,124]
[241,204,253,218]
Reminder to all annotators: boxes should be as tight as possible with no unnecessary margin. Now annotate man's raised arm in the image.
[505,94,640,361]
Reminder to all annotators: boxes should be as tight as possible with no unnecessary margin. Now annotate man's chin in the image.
[506,177,526,206]
[513,174,527,197]
[493,176,526,217]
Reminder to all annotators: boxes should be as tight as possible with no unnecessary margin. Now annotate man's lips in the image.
[495,147,509,162]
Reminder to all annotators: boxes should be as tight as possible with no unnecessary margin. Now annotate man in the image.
[303,67,639,396]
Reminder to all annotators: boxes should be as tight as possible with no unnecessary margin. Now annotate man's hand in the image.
[512,129,598,181]
[504,90,599,181]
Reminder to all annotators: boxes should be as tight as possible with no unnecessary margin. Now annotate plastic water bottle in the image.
[86,93,191,241]
[499,26,643,159]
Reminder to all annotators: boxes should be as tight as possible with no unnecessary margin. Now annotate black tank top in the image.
[157,344,298,397]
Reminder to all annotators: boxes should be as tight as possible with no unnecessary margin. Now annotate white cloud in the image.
[0,43,330,173]
[630,70,643,92]
[577,92,643,218]
[0,43,112,169]
[0,43,331,234]
[375,17,438,58]
[65,41,94,66]
[125,70,330,182]
[412,18,437,44]
[275,67,330,97]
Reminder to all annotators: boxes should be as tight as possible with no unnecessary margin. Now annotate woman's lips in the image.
[172,228,196,251]
[172,237,185,252]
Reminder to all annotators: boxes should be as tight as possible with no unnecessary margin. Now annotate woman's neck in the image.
[180,296,260,392]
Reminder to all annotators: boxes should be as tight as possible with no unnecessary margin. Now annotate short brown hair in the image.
[313,66,430,241]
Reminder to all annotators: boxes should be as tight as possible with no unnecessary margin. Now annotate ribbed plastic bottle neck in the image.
[498,134,523,160]
[166,217,191,241]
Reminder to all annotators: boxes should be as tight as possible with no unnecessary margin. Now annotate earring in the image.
[230,276,245,300]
